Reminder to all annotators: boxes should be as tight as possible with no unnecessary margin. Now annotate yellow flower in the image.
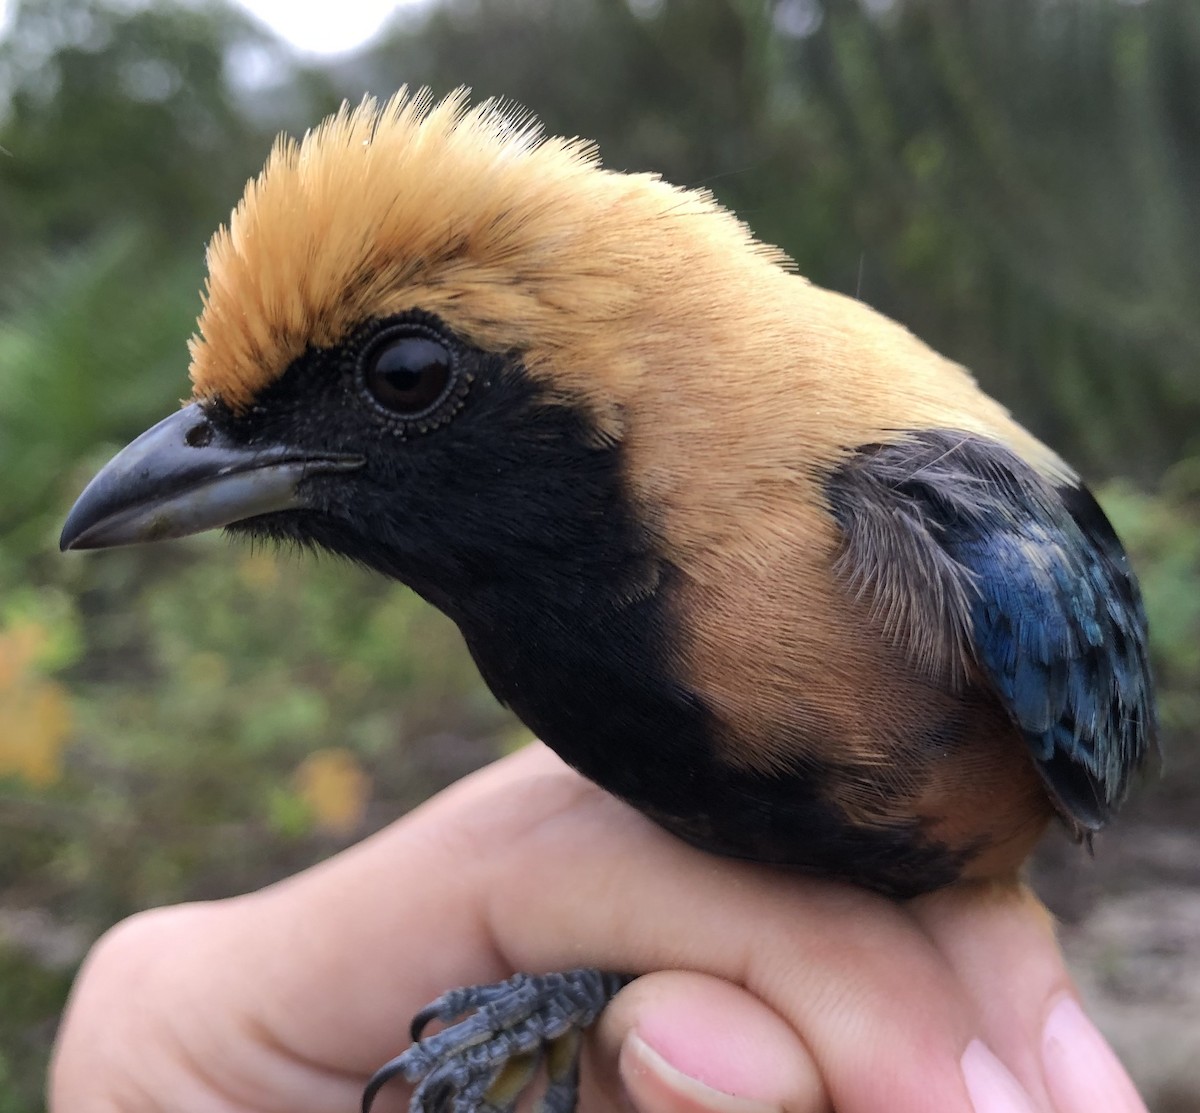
[292,748,370,836]
[0,623,72,788]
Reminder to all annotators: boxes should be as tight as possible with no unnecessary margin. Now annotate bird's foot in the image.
[362,969,633,1113]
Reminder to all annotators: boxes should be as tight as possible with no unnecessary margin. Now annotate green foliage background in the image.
[1,1,1198,1109]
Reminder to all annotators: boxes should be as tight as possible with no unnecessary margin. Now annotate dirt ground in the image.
[1031,775,1200,1113]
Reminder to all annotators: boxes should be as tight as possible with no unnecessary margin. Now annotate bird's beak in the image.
[60,402,363,551]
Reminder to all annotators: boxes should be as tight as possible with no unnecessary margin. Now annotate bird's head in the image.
[59,88,819,618]
[62,88,1052,662]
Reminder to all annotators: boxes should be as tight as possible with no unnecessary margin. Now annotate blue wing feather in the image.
[829,431,1155,831]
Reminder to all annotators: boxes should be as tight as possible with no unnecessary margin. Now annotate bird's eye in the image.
[361,331,455,418]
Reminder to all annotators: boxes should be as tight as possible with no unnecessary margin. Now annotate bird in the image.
[60,88,1154,1113]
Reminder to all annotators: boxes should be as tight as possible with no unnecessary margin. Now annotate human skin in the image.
[49,743,1146,1113]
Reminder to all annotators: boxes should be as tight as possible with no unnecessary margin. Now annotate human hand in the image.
[49,743,1146,1113]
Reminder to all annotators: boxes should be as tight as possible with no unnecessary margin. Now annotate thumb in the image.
[589,971,829,1113]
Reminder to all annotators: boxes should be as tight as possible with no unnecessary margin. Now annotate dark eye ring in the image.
[358,326,458,421]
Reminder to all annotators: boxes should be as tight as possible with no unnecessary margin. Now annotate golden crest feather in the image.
[188,87,787,412]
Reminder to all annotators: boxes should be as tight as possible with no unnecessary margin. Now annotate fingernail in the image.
[961,1039,1040,1113]
[1042,996,1148,1113]
[620,1033,781,1113]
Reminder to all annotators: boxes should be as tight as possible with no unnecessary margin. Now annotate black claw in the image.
[363,1053,410,1113]
[411,1002,442,1043]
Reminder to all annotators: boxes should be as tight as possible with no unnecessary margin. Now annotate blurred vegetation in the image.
[0,0,1198,1108]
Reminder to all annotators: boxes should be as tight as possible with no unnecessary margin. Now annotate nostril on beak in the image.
[184,421,214,448]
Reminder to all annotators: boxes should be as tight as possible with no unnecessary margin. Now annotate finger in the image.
[481,748,1039,1113]
[912,883,1148,1113]
[50,903,364,1113]
[586,971,828,1113]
